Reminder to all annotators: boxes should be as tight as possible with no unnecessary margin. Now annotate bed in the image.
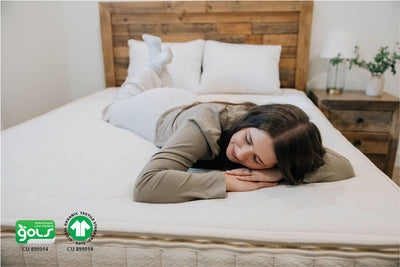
[2,1,399,266]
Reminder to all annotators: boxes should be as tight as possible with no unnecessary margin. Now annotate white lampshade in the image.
[320,31,356,58]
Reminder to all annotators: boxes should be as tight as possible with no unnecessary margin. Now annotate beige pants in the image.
[102,65,197,142]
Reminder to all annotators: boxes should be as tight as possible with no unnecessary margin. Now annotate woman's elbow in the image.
[133,185,148,203]
[340,161,355,180]
[133,173,174,203]
[303,157,355,183]
[321,150,356,182]
[325,160,355,182]
[133,174,155,203]
[133,179,161,203]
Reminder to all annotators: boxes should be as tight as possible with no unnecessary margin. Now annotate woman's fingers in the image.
[236,176,253,181]
[243,180,278,191]
[236,176,279,185]
[236,175,262,181]
[225,168,252,176]
[258,182,278,188]
[225,172,278,192]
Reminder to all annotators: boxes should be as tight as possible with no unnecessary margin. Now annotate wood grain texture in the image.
[99,1,314,91]
[99,3,115,88]
[342,132,390,154]
[328,110,392,132]
[295,2,313,92]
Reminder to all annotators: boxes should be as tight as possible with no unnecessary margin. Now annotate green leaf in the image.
[348,44,400,75]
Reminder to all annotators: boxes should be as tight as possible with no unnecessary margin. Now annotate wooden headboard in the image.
[99,1,313,91]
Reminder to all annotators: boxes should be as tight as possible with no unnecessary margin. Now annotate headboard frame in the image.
[99,1,313,91]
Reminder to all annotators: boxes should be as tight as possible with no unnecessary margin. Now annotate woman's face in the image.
[226,127,277,170]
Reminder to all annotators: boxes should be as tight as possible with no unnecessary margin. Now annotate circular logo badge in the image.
[64,212,97,245]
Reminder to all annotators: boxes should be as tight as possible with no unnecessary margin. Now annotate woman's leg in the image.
[142,34,161,60]
[102,35,181,141]
[142,34,173,88]
[110,47,173,104]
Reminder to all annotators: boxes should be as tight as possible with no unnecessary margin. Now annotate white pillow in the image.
[127,39,204,90]
[196,40,282,94]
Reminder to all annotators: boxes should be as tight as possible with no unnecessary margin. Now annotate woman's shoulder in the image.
[220,103,253,131]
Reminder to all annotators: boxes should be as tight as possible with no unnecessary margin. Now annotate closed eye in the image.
[254,155,261,165]
[249,130,266,167]
[245,132,251,145]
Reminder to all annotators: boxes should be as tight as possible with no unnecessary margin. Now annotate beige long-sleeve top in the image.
[133,103,355,203]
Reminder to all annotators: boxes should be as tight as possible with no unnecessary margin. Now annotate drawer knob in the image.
[356,118,364,124]
[353,140,362,147]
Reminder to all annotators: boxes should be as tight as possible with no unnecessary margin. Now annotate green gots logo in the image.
[64,212,97,245]
[16,220,55,244]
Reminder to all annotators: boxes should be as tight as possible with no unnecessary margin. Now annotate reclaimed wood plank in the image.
[112,12,299,24]
[99,3,115,87]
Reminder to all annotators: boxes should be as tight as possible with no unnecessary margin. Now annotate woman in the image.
[103,34,355,203]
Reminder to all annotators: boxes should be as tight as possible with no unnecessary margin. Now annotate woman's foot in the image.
[142,34,162,60]
[155,47,173,65]
[148,47,173,75]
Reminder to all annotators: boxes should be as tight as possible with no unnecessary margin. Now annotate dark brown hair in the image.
[220,104,326,185]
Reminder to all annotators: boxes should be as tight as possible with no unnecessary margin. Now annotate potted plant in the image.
[348,43,400,96]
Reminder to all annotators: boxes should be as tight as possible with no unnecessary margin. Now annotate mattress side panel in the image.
[2,233,399,267]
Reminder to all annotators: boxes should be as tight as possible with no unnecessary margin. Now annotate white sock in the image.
[142,34,162,60]
[147,47,173,75]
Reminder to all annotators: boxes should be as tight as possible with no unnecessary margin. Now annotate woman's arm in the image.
[303,148,355,183]
[133,120,227,203]
[224,148,355,184]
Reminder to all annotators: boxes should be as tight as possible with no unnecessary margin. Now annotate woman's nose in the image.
[237,146,251,162]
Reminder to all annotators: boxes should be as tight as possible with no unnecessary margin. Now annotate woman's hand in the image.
[225,168,283,187]
[224,168,281,192]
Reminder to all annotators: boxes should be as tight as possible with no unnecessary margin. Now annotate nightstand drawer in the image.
[329,110,392,132]
[342,132,390,154]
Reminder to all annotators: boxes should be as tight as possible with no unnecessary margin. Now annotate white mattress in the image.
[2,88,399,265]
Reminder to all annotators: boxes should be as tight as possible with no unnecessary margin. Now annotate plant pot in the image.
[366,73,385,96]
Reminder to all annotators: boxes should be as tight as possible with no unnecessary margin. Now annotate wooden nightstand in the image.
[308,89,400,178]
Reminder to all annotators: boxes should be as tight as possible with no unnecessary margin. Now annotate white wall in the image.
[61,2,104,100]
[1,1,399,164]
[1,2,72,129]
[1,1,105,130]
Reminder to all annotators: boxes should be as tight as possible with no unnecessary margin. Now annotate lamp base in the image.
[326,62,346,95]
[326,88,343,95]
